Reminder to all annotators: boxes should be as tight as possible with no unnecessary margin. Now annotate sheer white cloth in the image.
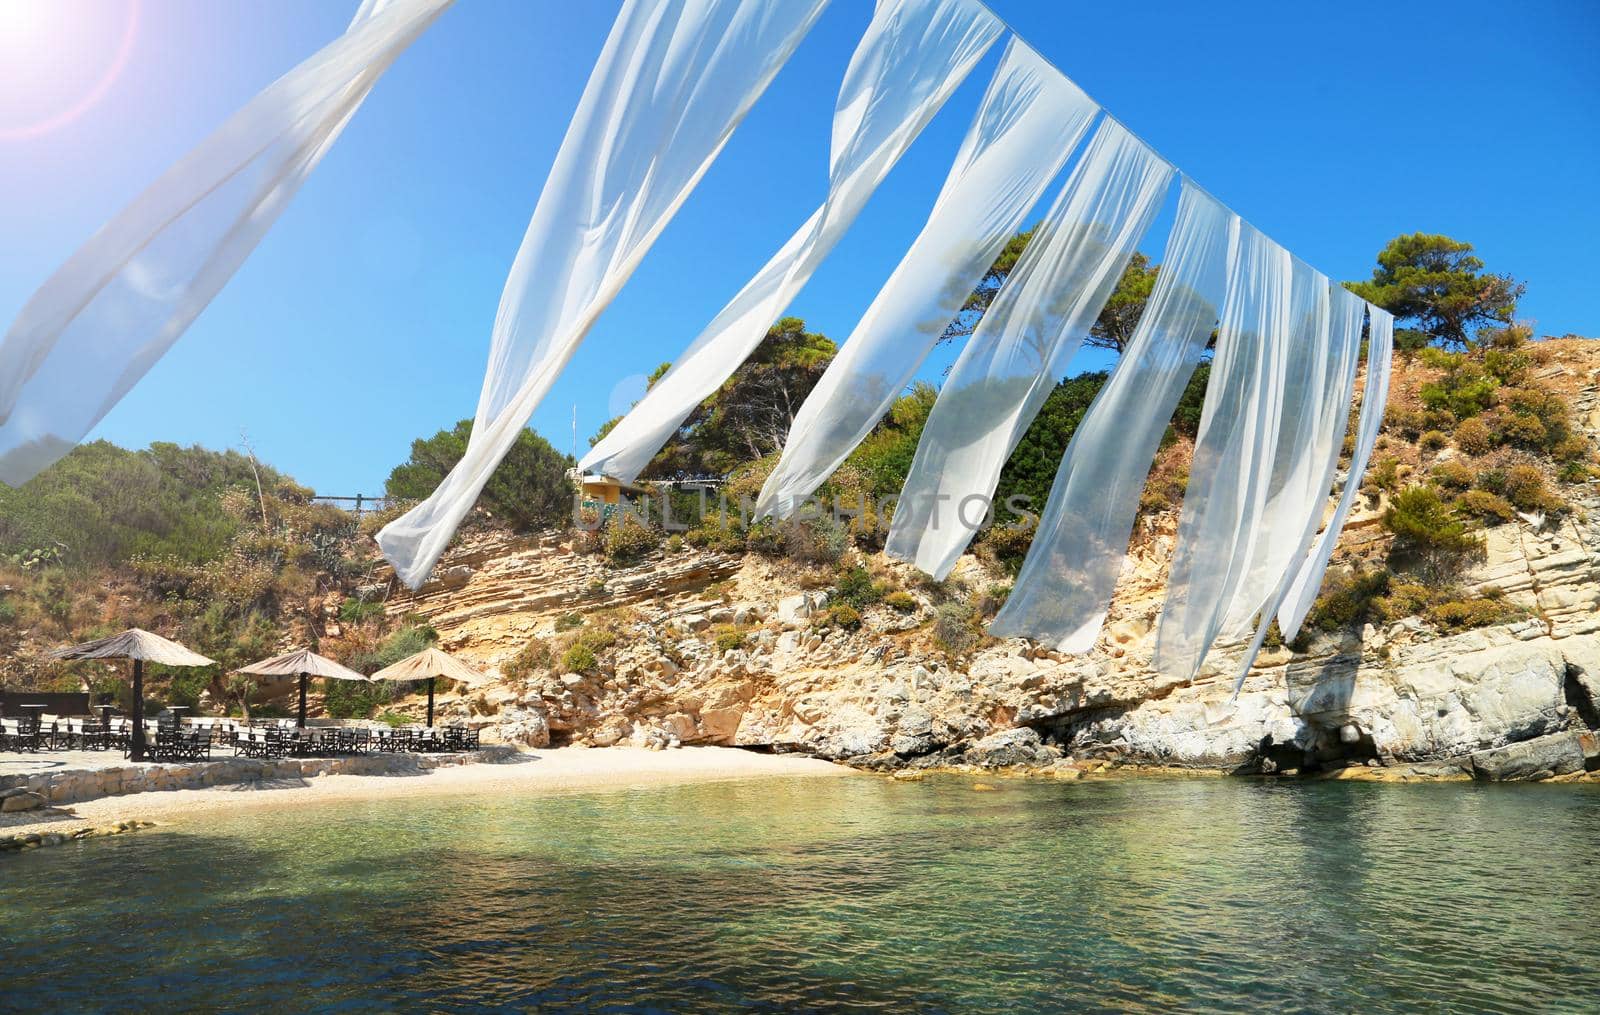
[578,0,1003,485]
[0,0,453,486]
[883,118,1174,579]
[1152,221,1293,682]
[753,39,1096,518]
[1276,304,1394,639]
[1225,279,1365,691]
[1214,259,1339,641]
[377,0,831,587]
[989,181,1235,651]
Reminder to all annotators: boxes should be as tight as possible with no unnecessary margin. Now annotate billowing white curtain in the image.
[884,118,1174,580]
[1152,221,1293,683]
[753,39,1097,519]
[1225,279,1365,691]
[578,0,1003,485]
[377,0,832,588]
[989,181,1235,652]
[0,0,454,486]
[1214,259,1339,641]
[1276,304,1394,639]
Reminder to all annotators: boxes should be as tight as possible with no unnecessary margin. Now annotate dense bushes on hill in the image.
[0,441,292,569]
[385,419,574,532]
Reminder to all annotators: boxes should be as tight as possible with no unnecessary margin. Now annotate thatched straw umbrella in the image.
[236,648,368,728]
[48,629,215,762]
[369,647,491,727]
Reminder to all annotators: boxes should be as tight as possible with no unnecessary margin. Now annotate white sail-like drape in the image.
[578,0,1003,486]
[376,0,832,587]
[1277,305,1395,640]
[753,39,1097,518]
[1152,221,1293,682]
[989,181,1235,652]
[1214,259,1339,641]
[884,118,1174,580]
[1225,279,1366,692]
[0,0,453,486]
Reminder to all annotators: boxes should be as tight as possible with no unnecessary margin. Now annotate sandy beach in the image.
[1,746,851,841]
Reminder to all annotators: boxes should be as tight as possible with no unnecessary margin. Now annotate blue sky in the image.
[1,0,1595,495]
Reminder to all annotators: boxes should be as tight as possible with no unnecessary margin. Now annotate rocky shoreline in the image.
[845,724,1600,783]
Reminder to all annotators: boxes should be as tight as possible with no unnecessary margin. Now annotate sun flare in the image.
[0,0,139,141]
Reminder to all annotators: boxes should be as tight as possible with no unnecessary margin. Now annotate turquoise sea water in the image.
[3,774,1599,1013]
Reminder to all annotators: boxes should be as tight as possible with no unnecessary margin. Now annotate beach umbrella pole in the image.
[298,673,308,728]
[426,677,435,728]
[129,658,146,762]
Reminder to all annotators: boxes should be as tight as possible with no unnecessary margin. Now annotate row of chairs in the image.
[232,724,480,760]
[2,714,482,762]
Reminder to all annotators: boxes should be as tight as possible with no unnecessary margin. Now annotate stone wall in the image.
[0,749,505,808]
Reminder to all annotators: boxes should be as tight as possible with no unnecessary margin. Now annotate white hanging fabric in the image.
[1277,303,1394,640]
[883,118,1175,580]
[376,0,832,588]
[0,0,454,486]
[1225,278,1366,693]
[753,39,1097,519]
[989,181,1235,652]
[1151,221,1293,683]
[1214,258,1340,642]
[578,0,1004,485]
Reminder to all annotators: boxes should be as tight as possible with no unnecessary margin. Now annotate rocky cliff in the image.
[384,340,1600,782]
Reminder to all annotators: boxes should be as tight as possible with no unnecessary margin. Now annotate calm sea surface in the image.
[3,773,1599,1013]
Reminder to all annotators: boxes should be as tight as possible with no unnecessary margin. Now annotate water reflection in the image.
[4,777,1599,1012]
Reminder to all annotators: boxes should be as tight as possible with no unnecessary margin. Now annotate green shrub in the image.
[1455,490,1516,522]
[1384,485,1480,580]
[782,514,848,565]
[1431,461,1475,490]
[502,639,553,682]
[1552,435,1590,464]
[1503,412,1548,449]
[740,518,784,556]
[1454,417,1493,455]
[1426,597,1512,631]
[385,418,573,532]
[1372,582,1433,623]
[977,582,1011,616]
[933,600,977,654]
[325,678,391,720]
[555,612,584,632]
[884,590,918,613]
[338,597,384,625]
[714,630,745,652]
[1419,352,1499,418]
[1558,461,1593,484]
[1419,430,1449,452]
[814,603,861,630]
[977,521,1034,576]
[1503,465,1560,513]
[1475,468,1507,495]
[1364,456,1401,493]
[561,643,598,673]
[572,627,618,653]
[833,564,884,608]
[1384,406,1426,439]
[603,513,661,564]
[377,710,411,728]
[1304,568,1390,632]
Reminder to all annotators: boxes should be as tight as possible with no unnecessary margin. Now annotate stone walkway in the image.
[0,747,505,815]
[0,750,140,778]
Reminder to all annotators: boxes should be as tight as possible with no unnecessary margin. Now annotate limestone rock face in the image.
[380,346,1600,780]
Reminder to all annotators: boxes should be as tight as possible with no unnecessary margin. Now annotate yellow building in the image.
[579,473,647,511]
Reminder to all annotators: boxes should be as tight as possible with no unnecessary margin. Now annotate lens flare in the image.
[0,0,139,141]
